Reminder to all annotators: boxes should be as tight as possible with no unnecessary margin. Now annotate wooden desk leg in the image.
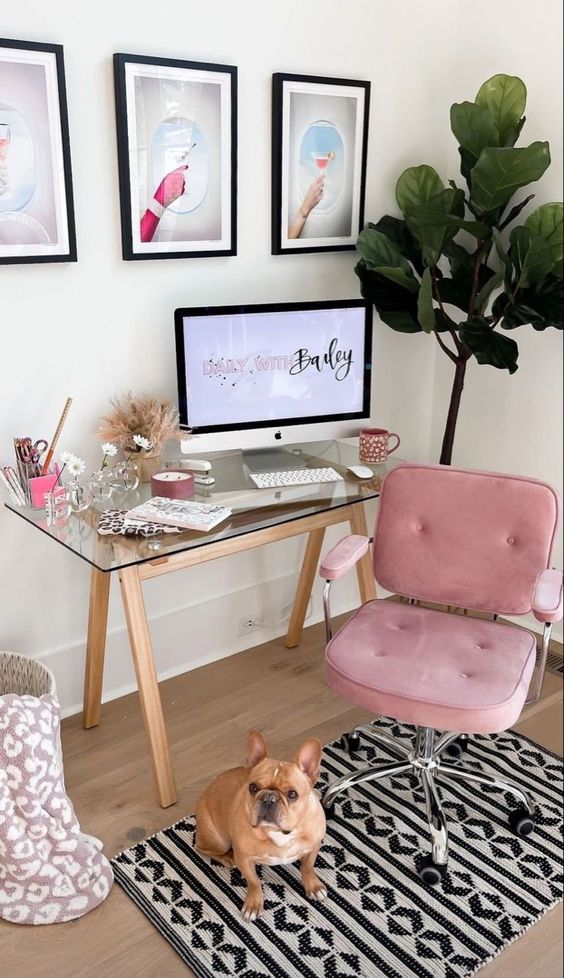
[350,503,377,604]
[83,568,111,729]
[119,564,177,808]
[285,526,326,649]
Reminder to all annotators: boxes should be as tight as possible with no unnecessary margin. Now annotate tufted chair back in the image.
[373,464,560,616]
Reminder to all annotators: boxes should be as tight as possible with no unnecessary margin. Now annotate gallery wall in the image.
[0,0,561,715]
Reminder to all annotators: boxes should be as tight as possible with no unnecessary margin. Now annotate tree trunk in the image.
[439,358,467,466]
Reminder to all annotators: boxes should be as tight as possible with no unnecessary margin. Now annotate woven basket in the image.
[0,649,57,698]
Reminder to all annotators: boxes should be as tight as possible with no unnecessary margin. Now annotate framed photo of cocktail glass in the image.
[0,38,77,265]
[114,53,237,261]
[272,73,370,255]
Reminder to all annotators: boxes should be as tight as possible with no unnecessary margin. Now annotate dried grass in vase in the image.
[98,392,184,456]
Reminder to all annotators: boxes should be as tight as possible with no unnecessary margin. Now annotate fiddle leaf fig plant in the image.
[356,73,563,465]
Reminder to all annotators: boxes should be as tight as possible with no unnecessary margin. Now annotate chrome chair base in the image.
[323,724,535,883]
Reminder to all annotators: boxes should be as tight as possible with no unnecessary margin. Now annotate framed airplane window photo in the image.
[0,38,77,265]
[272,72,370,256]
[114,53,237,261]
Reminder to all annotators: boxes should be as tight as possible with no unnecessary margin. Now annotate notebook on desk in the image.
[125,497,232,532]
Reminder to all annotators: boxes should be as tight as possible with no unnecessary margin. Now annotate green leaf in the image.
[450,101,499,158]
[405,188,465,266]
[369,216,424,274]
[525,202,563,276]
[355,260,422,332]
[356,228,419,291]
[459,146,478,187]
[499,193,535,230]
[395,165,444,215]
[526,275,564,326]
[494,275,564,329]
[460,316,519,373]
[357,227,413,272]
[374,267,419,291]
[470,142,551,213]
[437,261,497,314]
[435,309,459,332]
[509,226,555,287]
[444,241,475,279]
[475,271,504,313]
[475,74,527,146]
[436,277,472,312]
[417,268,436,333]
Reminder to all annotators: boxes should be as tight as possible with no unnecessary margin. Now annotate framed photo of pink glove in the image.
[272,73,370,255]
[114,53,237,260]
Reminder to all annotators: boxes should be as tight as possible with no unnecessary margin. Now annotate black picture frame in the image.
[114,53,237,261]
[272,72,370,256]
[0,38,77,265]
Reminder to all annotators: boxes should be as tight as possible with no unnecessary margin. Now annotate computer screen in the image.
[175,299,372,433]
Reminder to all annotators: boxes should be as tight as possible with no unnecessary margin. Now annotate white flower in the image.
[66,455,86,477]
[60,450,73,465]
[101,442,118,457]
[133,434,152,452]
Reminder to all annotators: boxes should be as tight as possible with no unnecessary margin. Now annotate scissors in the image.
[18,438,49,464]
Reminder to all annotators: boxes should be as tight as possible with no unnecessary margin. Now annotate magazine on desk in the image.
[125,496,232,532]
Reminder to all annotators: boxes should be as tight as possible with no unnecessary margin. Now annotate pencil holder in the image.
[29,466,61,509]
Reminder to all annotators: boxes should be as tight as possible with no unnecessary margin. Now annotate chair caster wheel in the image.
[340,731,361,755]
[509,808,535,837]
[444,737,468,759]
[417,855,447,885]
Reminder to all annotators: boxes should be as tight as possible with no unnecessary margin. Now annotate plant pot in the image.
[0,650,113,924]
[138,452,162,484]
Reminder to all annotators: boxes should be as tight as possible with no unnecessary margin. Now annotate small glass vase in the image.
[112,460,140,492]
[68,477,93,513]
[90,467,115,504]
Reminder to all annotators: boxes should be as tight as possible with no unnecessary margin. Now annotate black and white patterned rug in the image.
[112,720,563,978]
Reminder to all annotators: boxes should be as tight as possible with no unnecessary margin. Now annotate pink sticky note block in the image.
[30,467,61,509]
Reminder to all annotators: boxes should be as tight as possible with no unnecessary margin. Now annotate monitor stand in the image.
[242,447,308,473]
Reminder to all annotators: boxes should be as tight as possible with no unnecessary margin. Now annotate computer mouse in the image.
[347,465,374,479]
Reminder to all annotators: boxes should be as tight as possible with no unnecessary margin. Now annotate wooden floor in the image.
[2,614,563,978]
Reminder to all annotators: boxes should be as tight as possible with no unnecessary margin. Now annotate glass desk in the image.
[6,440,401,807]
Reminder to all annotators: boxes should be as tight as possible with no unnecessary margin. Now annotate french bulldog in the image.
[195,729,327,921]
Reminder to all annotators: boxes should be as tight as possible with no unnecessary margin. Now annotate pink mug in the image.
[359,428,401,464]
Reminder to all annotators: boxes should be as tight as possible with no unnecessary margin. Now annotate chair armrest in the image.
[319,534,370,581]
[532,569,563,623]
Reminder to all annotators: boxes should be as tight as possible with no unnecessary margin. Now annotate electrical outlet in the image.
[239,615,259,634]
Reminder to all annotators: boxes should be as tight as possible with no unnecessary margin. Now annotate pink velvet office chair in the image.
[319,463,563,884]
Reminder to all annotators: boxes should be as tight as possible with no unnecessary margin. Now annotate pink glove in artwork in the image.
[140,165,188,243]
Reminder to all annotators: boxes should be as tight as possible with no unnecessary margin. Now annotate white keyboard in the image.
[249,467,344,488]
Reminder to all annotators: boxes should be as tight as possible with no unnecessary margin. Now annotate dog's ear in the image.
[246,729,268,768]
[295,738,322,784]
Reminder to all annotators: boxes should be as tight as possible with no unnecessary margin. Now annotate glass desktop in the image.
[6,440,403,573]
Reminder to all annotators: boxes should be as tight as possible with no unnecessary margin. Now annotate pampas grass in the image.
[98,392,184,455]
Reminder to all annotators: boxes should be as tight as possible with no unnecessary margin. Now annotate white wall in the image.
[1,1,561,714]
[430,0,563,636]
[1,0,454,713]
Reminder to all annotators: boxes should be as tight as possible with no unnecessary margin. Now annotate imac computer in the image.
[175,299,372,470]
